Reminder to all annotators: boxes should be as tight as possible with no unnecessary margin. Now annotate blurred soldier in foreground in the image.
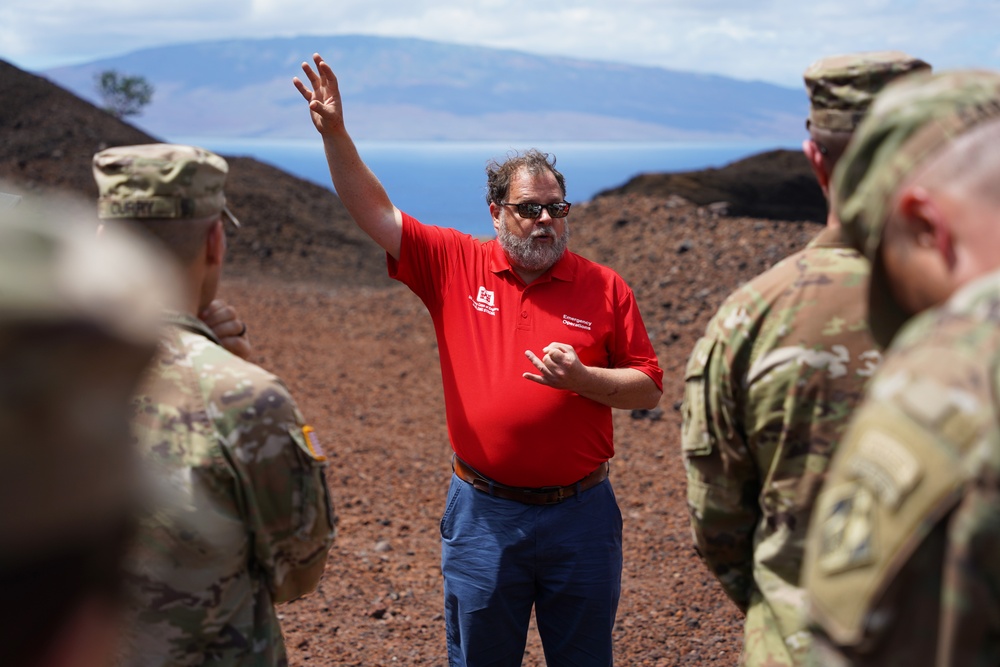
[680,51,928,665]
[802,69,1000,665]
[0,191,22,209]
[0,200,176,667]
[92,144,336,666]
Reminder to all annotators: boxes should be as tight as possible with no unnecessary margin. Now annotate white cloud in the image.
[1,0,998,85]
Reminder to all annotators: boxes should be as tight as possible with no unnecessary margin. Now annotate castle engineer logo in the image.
[469,286,499,316]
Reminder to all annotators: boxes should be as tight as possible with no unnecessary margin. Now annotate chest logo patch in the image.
[476,286,495,306]
[469,286,499,316]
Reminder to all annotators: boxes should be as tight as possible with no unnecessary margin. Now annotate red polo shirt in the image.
[389,213,662,487]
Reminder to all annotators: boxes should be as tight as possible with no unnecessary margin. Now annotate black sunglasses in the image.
[500,201,572,219]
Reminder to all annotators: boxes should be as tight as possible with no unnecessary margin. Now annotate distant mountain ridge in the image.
[1,55,823,297]
[41,34,806,142]
[0,58,392,288]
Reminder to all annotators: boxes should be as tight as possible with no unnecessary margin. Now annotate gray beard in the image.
[496,221,570,273]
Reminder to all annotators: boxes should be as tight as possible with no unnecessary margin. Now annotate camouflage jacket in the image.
[681,227,881,665]
[803,268,1000,667]
[120,313,335,667]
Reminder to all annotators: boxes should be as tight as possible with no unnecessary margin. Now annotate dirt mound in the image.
[1,57,827,664]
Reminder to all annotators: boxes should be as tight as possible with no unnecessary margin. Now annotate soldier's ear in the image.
[205,219,226,267]
[802,139,830,195]
[896,187,955,268]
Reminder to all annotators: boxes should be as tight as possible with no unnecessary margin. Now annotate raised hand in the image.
[292,53,346,136]
[291,51,404,259]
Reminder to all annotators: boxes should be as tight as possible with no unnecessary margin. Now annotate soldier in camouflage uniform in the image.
[680,52,928,665]
[802,70,1000,665]
[0,197,177,667]
[92,144,337,666]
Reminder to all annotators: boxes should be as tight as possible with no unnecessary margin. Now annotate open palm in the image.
[292,53,346,135]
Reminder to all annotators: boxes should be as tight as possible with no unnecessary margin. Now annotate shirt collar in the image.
[164,311,221,345]
[488,239,576,284]
[807,224,851,249]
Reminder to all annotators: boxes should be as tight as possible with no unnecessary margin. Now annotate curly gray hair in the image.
[485,149,566,205]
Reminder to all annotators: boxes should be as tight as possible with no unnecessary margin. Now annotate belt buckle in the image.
[535,484,568,505]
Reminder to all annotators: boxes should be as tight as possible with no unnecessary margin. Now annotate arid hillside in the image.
[0,59,391,287]
[1,58,823,665]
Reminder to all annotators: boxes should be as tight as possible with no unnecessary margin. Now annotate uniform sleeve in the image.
[937,482,1000,665]
[224,376,336,603]
[680,331,760,611]
[802,334,998,660]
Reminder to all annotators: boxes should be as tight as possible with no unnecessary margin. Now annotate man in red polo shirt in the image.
[295,53,663,667]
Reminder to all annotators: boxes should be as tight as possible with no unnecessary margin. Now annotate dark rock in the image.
[596,149,825,223]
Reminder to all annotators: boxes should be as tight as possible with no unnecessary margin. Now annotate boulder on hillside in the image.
[596,149,826,223]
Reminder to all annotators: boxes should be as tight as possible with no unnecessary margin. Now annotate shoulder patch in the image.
[846,430,922,510]
[301,425,326,462]
[815,481,877,575]
[804,404,967,647]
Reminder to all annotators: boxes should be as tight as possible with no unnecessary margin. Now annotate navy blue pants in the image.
[440,473,623,666]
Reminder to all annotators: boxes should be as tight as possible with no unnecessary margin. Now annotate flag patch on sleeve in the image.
[301,425,327,462]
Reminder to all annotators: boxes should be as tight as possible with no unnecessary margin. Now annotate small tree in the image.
[95,70,154,119]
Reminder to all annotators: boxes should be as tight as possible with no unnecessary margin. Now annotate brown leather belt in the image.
[451,455,609,505]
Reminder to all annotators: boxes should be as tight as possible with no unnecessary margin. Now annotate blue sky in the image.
[2,0,997,87]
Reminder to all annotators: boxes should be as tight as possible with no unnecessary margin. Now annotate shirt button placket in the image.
[518,292,531,330]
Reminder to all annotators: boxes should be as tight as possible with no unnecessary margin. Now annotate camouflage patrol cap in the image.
[833,69,1000,345]
[804,51,930,133]
[93,143,240,227]
[0,204,179,559]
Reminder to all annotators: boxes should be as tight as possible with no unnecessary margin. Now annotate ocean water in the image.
[179,138,797,237]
